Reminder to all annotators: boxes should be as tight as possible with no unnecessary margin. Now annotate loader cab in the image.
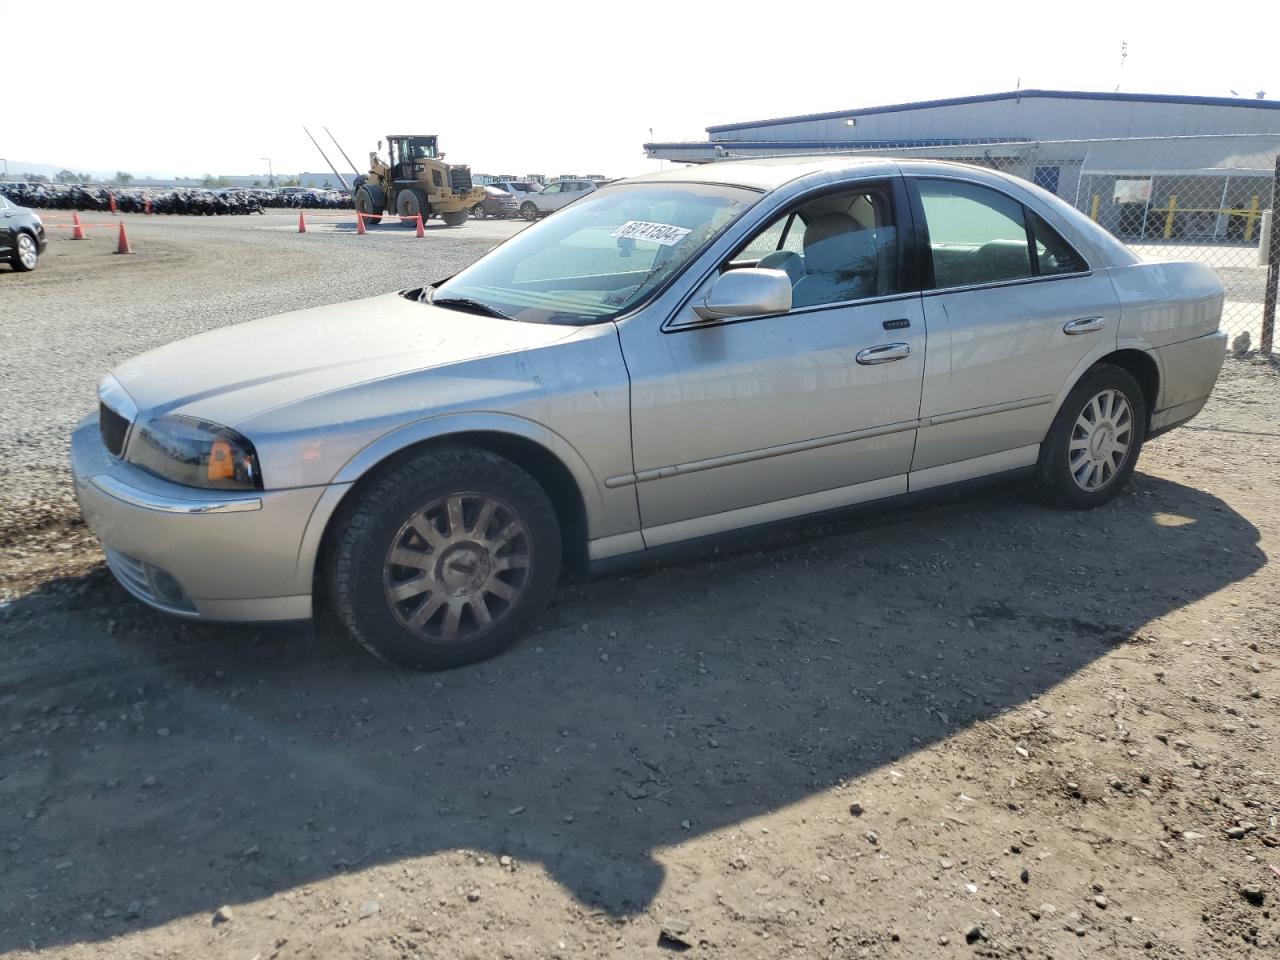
[388,135,442,181]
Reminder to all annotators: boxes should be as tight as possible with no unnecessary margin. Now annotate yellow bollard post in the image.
[1245,196,1260,242]
[1090,195,1100,222]
[1163,194,1177,239]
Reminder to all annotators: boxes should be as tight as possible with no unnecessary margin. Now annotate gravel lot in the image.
[1,215,1278,959]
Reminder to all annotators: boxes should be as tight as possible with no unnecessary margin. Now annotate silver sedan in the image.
[72,158,1227,669]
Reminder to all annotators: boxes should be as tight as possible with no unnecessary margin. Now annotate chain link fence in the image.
[702,135,1280,354]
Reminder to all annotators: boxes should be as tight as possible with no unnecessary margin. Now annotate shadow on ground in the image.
[0,473,1264,950]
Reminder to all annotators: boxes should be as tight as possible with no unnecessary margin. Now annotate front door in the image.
[619,179,928,546]
[0,197,13,259]
[906,176,1121,479]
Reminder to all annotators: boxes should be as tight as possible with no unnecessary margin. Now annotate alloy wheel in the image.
[17,235,37,269]
[1069,388,1133,491]
[383,492,532,643]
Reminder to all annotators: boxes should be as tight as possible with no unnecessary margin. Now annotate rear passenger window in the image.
[1029,211,1088,275]
[918,180,1032,287]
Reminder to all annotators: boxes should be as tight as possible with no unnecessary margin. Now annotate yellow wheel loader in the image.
[353,135,485,227]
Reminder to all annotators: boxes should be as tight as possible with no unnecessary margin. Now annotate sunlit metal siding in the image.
[707,92,1280,144]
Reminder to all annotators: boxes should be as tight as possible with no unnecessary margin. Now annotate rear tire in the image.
[520,201,538,220]
[441,210,468,227]
[1034,363,1146,509]
[327,446,561,671]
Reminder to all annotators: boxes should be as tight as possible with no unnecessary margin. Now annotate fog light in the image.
[147,564,192,608]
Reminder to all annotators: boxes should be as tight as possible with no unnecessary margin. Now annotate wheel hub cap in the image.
[437,543,491,597]
[1069,389,1133,492]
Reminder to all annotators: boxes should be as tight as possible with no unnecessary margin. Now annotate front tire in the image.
[12,233,38,271]
[440,210,468,227]
[396,188,428,220]
[327,447,561,670]
[1034,363,1146,509]
[470,203,486,220]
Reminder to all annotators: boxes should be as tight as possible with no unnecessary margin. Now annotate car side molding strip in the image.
[606,395,1053,489]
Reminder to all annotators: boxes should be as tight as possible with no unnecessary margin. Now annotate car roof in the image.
[619,155,1138,269]
[625,156,893,191]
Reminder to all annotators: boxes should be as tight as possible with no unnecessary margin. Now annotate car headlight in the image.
[129,415,262,491]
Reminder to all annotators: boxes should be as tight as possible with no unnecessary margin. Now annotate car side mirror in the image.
[693,268,792,321]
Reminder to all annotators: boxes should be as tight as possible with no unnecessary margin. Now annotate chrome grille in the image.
[99,402,130,457]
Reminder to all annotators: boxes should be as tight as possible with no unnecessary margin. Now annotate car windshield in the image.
[431,182,758,324]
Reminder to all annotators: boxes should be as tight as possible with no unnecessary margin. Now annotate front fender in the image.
[330,410,606,528]
[290,411,611,598]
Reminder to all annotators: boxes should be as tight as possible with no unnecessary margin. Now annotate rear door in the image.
[905,176,1120,483]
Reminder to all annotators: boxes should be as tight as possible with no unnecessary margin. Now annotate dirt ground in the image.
[0,353,1274,959]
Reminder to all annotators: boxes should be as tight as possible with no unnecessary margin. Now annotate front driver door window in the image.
[619,179,928,541]
[540,182,565,210]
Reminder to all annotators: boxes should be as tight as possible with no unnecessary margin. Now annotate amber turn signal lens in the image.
[207,440,235,481]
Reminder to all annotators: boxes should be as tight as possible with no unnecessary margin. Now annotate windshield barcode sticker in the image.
[611,220,692,246]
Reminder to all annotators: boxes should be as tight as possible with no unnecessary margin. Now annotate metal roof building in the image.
[644,90,1280,246]
[644,90,1280,162]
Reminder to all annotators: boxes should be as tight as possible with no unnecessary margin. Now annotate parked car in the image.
[517,178,603,220]
[1,194,48,272]
[470,185,518,220]
[490,180,543,205]
[72,158,1226,670]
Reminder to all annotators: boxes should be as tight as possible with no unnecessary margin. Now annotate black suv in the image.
[1,193,48,271]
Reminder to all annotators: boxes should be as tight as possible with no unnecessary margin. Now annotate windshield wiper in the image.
[428,295,513,320]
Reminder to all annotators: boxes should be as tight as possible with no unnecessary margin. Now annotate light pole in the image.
[0,158,7,178]
[260,157,274,188]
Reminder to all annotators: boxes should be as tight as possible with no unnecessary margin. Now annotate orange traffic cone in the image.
[356,211,366,235]
[298,212,307,233]
[115,221,133,255]
[71,212,86,240]
[415,213,424,238]
[108,193,117,215]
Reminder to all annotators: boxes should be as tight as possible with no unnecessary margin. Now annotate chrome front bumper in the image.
[70,413,330,622]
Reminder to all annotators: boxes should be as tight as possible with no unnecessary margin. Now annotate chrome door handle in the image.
[856,343,911,365]
[1063,317,1106,335]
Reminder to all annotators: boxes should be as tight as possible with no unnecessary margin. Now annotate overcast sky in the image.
[3,0,1273,180]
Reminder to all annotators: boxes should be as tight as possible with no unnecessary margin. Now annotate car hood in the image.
[110,292,581,425]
